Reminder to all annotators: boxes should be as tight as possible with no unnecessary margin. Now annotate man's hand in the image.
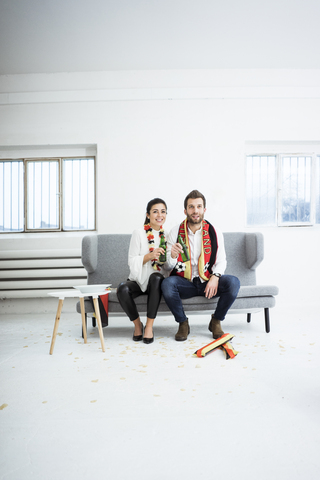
[204,275,219,299]
[171,243,183,259]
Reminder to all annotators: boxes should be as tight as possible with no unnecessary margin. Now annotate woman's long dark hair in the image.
[144,198,167,225]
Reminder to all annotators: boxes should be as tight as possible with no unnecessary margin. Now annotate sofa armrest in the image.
[245,232,264,270]
[81,235,98,273]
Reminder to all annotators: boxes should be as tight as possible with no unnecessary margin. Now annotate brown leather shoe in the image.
[175,319,190,341]
[208,315,225,339]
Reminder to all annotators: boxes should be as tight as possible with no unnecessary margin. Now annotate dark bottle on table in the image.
[158,234,166,263]
[178,235,190,262]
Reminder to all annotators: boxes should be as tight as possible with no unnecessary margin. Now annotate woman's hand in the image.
[170,243,183,259]
[143,248,165,264]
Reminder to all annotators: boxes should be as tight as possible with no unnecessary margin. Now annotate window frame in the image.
[0,156,96,234]
[246,150,320,228]
[25,157,62,232]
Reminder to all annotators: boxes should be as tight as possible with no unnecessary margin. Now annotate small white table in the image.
[48,290,109,354]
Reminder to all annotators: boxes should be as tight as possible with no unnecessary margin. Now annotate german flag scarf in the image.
[172,219,218,281]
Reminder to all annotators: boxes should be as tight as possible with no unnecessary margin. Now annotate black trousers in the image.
[117,272,164,321]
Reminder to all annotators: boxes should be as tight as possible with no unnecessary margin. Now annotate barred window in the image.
[246,154,320,227]
[0,157,95,233]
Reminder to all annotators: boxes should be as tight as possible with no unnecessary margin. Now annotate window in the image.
[280,156,311,224]
[0,157,95,233]
[246,153,320,227]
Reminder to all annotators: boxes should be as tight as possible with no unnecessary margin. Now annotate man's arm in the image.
[211,228,227,276]
[204,227,227,298]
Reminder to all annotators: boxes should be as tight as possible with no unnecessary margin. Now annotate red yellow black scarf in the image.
[172,219,218,281]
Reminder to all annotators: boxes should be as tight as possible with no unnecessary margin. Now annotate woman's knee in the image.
[148,272,164,288]
[117,282,131,300]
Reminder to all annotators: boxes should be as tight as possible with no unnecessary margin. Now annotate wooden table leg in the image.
[49,298,64,355]
[92,297,105,352]
[79,297,87,344]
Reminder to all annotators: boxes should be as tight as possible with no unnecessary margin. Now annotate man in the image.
[161,190,240,341]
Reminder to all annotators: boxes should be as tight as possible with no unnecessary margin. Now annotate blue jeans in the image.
[161,275,240,323]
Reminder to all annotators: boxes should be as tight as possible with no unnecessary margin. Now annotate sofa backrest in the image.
[82,232,263,288]
[85,234,131,287]
[223,232,261,285]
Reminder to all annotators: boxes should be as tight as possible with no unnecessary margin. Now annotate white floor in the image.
[1,304,320,480]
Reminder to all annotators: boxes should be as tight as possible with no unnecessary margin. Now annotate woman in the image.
[117,198,169,344]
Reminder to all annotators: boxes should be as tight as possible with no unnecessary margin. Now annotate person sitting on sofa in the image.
[117,198,169,344]
[161,189,240,341]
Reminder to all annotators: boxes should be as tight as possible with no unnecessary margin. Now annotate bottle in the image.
[178,235,190,262]
[158,234,166,263]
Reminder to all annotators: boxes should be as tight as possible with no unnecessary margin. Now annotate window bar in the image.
[302,157,306,222]
[296,156,299,221]
[32,163,35,228]
[48,162,51,227]
[300,156,304,222]
[255,156,261,221]
[247,156,251,224]
[71,160,74,229]
[3,164,5,230]
[318,156,320,223]
[1,163,3,230]
[1,164,3,229]
[250,156,254,224]
[305,156,309,221]
[18,163,20,230]
[9,162,12,230]
[266,157,269,218]
[291,156,294,222]
[267,156,271,219]
[86,160,89,229]
[79,159,81,230]
[40,162,43,228]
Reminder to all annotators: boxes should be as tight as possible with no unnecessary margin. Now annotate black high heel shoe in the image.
[133,322,144,342]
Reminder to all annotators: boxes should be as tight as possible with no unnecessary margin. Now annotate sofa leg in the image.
[264,308,270,333]
[92,316,96,328]
[247,313,251,323]
[82,313,87,339]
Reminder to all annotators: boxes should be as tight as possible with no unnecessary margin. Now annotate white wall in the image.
[1,69,320,309]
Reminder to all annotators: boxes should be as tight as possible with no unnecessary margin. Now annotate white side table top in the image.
[48,290,110,299]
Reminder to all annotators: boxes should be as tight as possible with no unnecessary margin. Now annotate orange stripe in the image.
[99,293,109,315]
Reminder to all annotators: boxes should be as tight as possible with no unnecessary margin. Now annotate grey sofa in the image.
[76,232,278,333]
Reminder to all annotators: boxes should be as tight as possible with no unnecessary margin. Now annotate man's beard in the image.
[187,212,204,225]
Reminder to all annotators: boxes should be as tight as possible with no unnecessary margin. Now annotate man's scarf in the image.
[171,219,218,281]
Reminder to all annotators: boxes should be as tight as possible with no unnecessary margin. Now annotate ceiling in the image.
[1,0,320,75]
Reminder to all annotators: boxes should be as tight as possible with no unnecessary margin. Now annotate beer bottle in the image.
[158,235,166,263]
[178,235,190,262]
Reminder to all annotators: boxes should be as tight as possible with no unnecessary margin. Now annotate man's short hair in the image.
[184,190,206,209]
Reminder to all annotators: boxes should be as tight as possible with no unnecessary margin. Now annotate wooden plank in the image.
[0,249,81,259]
[0,268,86,279]
[0,258,83,269]
[0,278,87,290]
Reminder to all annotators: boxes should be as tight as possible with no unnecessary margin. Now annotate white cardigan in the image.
[128,226,170,292]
